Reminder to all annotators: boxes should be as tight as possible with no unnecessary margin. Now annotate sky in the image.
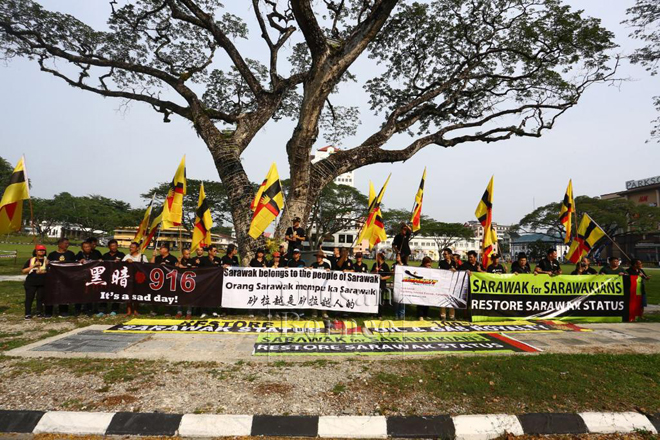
[0,0,658,226]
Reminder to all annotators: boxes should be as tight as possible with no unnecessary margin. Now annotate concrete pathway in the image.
[5,322,660,362]
[0,275,25,282]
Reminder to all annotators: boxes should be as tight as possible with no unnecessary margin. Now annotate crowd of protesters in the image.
[21,219,651,320]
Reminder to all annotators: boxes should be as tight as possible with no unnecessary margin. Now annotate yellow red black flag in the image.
[249,163,284,239]
[191,183,214,251]
[0,156,30,235]
[475,176,495,269]
[559,179,575,244]
[162,156,186,229]
[410,168,426,232]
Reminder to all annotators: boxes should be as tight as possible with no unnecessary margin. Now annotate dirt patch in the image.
[254,381,293,396]
[99,394,138,407]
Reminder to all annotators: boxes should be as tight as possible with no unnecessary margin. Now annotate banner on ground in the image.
[45,262,223,307]
[469,273,626,322]
[363,319,589,334]
[253,332,540,356]
[221,267,380,314]
[393,265,469,308]
[105,319,326,334]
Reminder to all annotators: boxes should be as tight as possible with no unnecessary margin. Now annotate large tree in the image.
[625,0,660,141]
[0,0,617,260]
[514,195,660,238]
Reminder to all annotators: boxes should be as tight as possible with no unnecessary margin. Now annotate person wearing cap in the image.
[535,248,562,276]
[511,252,531,274]
[249,248,267,268]
[268,251,282,268]
[486,254,506,274]
[22,245,48,319]
[353,252,369,273]
[287,248,306,268]
[285,217,306,258]
[310,251,331,270]
[600,256,625,275]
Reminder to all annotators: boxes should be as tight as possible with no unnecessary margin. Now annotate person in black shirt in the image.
[86,237,103,261]
[438,247,456,271]
[571,257,597,275]
[511,252,531,274]
[287,248,306,268]
[22,245,48,319]
[328,247,340,269]
[178,248,194,269]
[486,254,506,274]
[221,244,240,267]
[333,247,353,271]
[458,250,482,274]
[268,251,283,268]
[285,217,306,258]
[46,237,76,317]
[192,247,205,268]
[277,245,289,267]
[452,253,463,269]
[416,257,434,320]
[102,239,125,262]
[599,256,625,276]
[371,252,392,319]
[392,223,412,265]
[152,244,178,265]
[627,258,650,308]
[535,248,562,276]
[353,252,369,273]
[200,245,223,267]
[76,241,97,263]
[310,251,331,270]
[249,248,267,268]
[47,237,76,263]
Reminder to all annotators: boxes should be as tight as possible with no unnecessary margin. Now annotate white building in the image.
[510,233,571,262]
[310,145,355,187]
[373,234,484,261]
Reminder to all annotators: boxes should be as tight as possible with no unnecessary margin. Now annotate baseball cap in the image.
[272,252,280,257]
[293,248,301,253]
[35,244,46,251]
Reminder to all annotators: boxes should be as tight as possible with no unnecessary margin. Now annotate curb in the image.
[0,410,658,438]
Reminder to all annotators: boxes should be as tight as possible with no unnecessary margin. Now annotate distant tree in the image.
[306,182,369,249]
[420,220,474,251]
[515,195,660,238]
[625,0,660,141]
[142,179,232,232]
[382,208,423,236]
[0,156,12,195]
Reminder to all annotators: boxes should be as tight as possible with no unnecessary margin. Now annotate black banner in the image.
[45,262,223,307]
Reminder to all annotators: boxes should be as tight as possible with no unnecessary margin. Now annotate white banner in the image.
[221,267,380,314]
[393,265,469,308]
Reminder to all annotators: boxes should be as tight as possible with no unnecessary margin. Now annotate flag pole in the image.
[587,214,632,262]
[21,155,37,244]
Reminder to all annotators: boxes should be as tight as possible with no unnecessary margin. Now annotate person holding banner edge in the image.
[534,248,562,276]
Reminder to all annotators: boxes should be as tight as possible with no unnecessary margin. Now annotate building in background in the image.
[510,233,570,262]
[113,227,232,250]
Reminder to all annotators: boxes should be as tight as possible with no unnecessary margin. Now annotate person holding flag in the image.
[559,179,575,244]
[475,176,496,270]
[191,183,214,252]
[285,217,306,259]
[0,156,30,235]
[410,168,426,233]
[140,208,164,252]
[357,175,391,251]
[162,156,186,229]
[249,163,284,240]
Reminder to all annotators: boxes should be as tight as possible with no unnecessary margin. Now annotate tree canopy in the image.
[625,0,660,141]
[0,0,618,258]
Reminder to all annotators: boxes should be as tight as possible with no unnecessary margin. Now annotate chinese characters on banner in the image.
[221,267,380,314]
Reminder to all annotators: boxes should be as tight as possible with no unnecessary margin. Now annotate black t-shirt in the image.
[600,266,624,275]
[155,254,178,265]
[179,257,194,268]
[571,266,597,275]
[626,267,647,277]
[191,256,205,267]
[221,255,240,267]
[287,258,306,268]
[371,262,390,289]
[438,260,456,270]
[487,263,506,274]
[102,251,126,262]
[249,258,267,268]
[90,249,103,260]
[285,227,306,252]
[332,258,353,271]
[311,261,331,270]
[511,261,531,274]
[47,250,76,263]
[199,256,223,267]
[76,251,95,262]
[23,258,47,286]
[537,258,561,274]
[392,231,412,256]
[353,262,369,273]
[458,261,481,272]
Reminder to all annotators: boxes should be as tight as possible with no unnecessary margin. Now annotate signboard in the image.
[393,265,469,308]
